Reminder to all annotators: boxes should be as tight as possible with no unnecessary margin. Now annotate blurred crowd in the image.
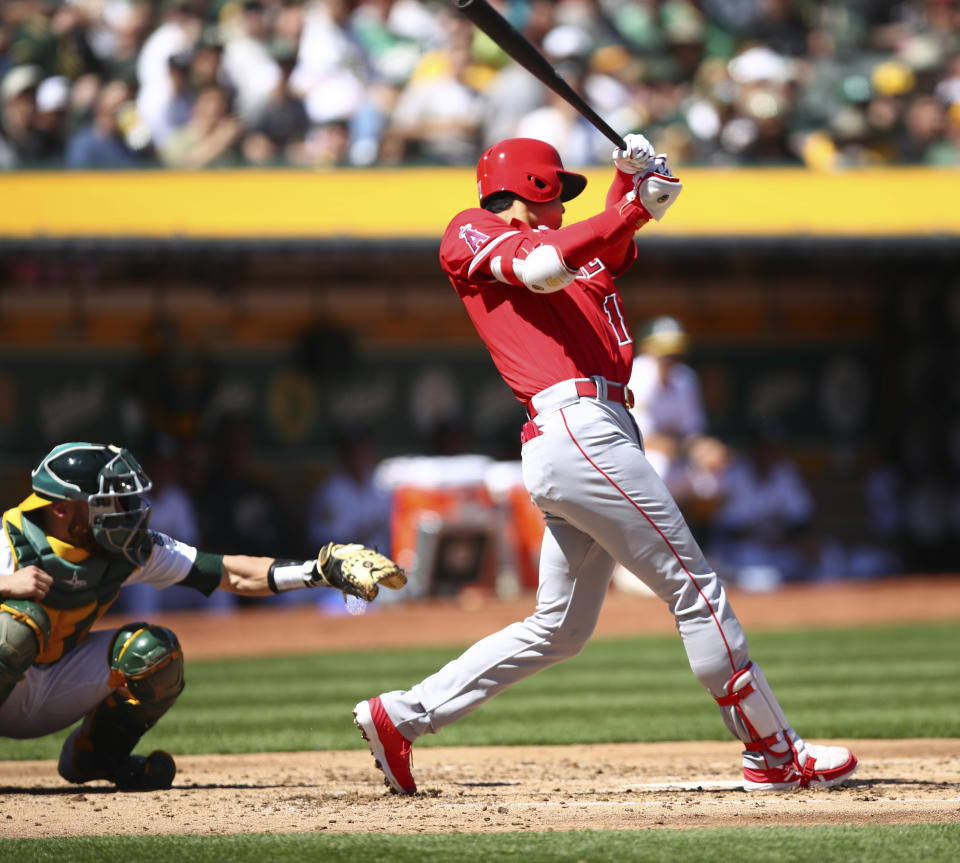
[619,315,904,594]
[103,310,906,620]
[1,0,959,171]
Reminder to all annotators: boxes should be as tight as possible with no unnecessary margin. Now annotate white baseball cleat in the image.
[743,743,858,791]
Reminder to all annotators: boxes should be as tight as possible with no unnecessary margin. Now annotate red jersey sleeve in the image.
[532,170,646,276]
[439,207,535,289]
[439,207,636,402]
[440,189,646,290]
[606,169,636,208]
[603,170,642,275]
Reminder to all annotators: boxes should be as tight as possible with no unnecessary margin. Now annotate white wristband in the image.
[268,560,315,592]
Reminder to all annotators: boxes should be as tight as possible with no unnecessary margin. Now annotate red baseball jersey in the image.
[439,208,637,403]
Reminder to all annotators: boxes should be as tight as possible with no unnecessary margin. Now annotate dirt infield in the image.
[2,575,959,838]
[3,740,959,837]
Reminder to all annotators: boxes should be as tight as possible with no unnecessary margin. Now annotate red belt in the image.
[521,420,541,444]
[525,380,634,420]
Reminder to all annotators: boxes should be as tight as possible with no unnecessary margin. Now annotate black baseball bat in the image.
[454,0,627,150]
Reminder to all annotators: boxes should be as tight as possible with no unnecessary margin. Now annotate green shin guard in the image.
[58,622,184,789]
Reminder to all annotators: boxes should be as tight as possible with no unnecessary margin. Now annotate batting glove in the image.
[613,133,656,174]
[651,153,674,177]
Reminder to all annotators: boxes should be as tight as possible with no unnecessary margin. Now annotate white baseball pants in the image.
[0,630,114,739]
[382,378,751,742]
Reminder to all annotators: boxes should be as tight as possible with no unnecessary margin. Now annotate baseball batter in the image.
[354,136,858,794]
[1,442,405,789]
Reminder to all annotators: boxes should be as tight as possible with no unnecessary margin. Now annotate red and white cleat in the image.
[744,743,858,791]
[353,696,417,794]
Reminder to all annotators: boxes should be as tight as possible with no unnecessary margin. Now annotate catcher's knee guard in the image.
[108,621,185,710]
[0,600,50,705]
[58,622,185,786]
[715,662,794,762]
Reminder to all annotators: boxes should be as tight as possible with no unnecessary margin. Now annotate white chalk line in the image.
[433,798,960,810]
[626,780,745,790]
[431,787,960,809]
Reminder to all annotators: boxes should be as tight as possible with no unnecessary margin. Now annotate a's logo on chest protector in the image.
[63,571,88,590]
[459,223,490,254]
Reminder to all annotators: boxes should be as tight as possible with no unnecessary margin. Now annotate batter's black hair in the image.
[482,191,521,213]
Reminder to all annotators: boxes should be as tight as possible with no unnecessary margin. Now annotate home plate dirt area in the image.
[2,740,959,837]
[2,576,959,837]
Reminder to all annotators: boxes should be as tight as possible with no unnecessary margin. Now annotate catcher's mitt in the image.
[313,542,407,602]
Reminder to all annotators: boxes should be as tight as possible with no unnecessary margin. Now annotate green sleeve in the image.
[178,551,224,597]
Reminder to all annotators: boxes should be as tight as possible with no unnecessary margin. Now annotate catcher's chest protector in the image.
[2,507,140,663]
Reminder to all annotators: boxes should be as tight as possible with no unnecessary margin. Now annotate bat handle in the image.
[603,128,628,151]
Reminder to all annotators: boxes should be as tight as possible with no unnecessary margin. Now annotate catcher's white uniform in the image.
[0,533,198,738]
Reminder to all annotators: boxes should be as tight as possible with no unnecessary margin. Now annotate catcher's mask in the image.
[477,138,587,207]
[25,442,154,566]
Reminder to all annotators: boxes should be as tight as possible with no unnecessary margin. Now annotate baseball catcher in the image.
[0,442,406,790]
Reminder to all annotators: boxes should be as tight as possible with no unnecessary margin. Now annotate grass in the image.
[3,621,958,860]
[2,825,960,863]
[1,620,958,762]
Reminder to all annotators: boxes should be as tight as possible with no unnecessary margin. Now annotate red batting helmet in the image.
[476,138,587,206]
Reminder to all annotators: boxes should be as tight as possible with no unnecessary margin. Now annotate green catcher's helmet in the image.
[29,443,154,566]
